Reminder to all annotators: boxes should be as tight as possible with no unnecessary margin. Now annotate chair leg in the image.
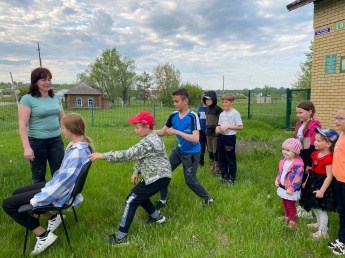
[23,213,32,255]
[59,210,72,250]
[72,207,78,223]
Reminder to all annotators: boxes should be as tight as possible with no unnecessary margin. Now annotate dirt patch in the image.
[237,139,275,154]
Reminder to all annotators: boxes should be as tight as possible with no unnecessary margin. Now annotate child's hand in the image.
[131,174,139,185]
[305,166,311,174]
[88,153,103,161]
[215,126,221,134]
[166,128,176,136]
[302,181,307,188]
[220,127,227,134]
[286,189,293,195]
[313,190,324,198]
[275,180,279,186]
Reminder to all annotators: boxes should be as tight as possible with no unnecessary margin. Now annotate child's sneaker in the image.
[155,200,166,210]
[307,222,320,229]
[203,197,214,208]
[107,234,129,246]
[278,216,288,222]
[287,221,297,228]
[47,214,66,233]
[228,180,234,186]
[144,211,165,224]
[220,178,226,184]
[333,244,345,255]
[312,230,329,238]
[31,230,58,255]
[328,239,344,249]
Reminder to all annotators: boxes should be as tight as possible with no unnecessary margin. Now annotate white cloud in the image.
[0,0,314,89]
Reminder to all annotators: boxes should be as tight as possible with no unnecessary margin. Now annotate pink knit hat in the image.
[282,138,302,155]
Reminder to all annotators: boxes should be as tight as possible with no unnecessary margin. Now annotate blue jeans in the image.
[335,179,345,243]
[29,135,64,184]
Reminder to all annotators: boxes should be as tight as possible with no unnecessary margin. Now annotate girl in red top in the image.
[299,128,339,238]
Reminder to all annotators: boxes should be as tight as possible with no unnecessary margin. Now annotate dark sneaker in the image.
[220,178,226,184]
[144,211,165,224]
[228,180,235,186]
[31,230,58,255]
[329,239,344,249]
[107,234,129,246]
[203,197,214,208]
[333,244,345,255]
[155,200,166,210]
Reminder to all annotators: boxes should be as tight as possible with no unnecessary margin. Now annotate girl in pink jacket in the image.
[275,138,304,228]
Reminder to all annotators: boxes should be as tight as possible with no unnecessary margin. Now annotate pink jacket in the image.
[295,119,321,148]
[275,157,304,192]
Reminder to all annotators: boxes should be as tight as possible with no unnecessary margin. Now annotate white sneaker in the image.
[31,230,58,255]
[47,215,66,233]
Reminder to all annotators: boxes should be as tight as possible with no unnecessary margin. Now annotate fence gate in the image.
[286,88,311,129]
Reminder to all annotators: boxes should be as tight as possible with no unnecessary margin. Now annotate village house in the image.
[64,82,110,109]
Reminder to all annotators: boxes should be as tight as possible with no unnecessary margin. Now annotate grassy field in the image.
[0,112,339,257]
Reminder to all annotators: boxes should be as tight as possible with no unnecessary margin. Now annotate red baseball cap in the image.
[127,111,154,126]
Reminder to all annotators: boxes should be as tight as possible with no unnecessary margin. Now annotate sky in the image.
[0,0,314,90]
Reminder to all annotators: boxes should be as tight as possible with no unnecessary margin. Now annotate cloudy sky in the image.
[0,0,314,90]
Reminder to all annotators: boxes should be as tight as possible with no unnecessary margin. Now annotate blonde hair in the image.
[221,93,234,102]
[317,133,335,154]
[61,113,95,153]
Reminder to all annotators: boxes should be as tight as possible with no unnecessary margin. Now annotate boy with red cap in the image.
[89,111,171,246]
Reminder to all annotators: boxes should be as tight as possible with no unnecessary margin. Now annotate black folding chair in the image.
[18,160,92,254]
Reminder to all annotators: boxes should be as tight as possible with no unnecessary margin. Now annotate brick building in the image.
[287,0,345,129]
[65,82,110,109]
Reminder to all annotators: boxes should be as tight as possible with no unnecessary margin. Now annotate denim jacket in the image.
[275,157,304,192]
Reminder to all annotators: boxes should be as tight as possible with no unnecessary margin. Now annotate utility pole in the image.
[222,75,224,95]
[37,42,42,67]
[10,72,19,105]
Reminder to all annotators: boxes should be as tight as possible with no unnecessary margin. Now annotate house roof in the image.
[286,0,317,11]
[65,82,102,95]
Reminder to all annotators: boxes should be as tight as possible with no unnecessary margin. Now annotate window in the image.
[76,97,82,107]
[88,97,94,107]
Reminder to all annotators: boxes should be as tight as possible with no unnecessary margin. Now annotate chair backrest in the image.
[69,160,92,201]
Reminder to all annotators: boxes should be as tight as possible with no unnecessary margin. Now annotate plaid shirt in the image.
[30,142,91,207]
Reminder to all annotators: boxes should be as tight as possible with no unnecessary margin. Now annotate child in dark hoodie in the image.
[203,90,223,175]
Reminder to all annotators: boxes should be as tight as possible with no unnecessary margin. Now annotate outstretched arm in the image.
[167,128,200,143]
[154,125,168,136]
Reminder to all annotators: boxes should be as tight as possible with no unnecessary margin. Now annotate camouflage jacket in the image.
[103,132,172,185]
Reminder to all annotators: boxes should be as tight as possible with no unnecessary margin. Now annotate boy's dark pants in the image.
[119,177,171,234]
[206,136,218,161]
[335,179,345,243]
[199,131,207,166]
[29,135,65,184]
[218,134,237,181]
[160,147,210,201]
[2,182,46,231]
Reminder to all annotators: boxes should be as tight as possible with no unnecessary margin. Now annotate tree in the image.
[153,63,180,105]
[82,48,136,105]
[136,72,152,104]
[292,41,313,89]
[262,85,271,96]
[76,72,90,84]
[181,82,203,108]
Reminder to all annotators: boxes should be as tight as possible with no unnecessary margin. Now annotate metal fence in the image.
[0,88,311,132]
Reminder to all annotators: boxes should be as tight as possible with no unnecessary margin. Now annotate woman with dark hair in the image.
[18,67,65,183]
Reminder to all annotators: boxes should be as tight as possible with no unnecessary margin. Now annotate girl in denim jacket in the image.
[275,138,304,228]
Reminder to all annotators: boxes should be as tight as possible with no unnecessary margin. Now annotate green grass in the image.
[0,115,339,257]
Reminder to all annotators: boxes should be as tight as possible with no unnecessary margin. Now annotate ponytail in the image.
[83,135,95,153]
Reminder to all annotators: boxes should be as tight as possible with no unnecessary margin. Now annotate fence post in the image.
[247,90,251,119]
[92,101,94,128]
[286,88,291,129]
[153,101,156,119]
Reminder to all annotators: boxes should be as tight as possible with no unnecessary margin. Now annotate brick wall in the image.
[311,0,345,129]
[66,95,103,109]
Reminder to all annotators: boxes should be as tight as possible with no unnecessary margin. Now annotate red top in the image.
[311,151,333,175]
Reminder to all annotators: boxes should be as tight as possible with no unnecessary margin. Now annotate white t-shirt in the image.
[218,108,243,135]
[280,160,293,185]
[297,124,304,148]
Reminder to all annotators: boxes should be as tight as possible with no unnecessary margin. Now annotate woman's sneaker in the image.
[328,239,344,249]
[31,230,58,255]
[47,215,66,233]
[333,244,345,255]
